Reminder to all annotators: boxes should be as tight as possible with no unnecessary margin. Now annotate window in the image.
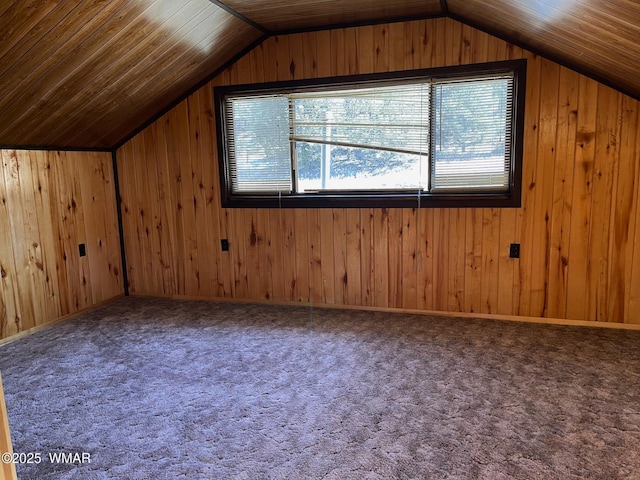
[215,60,526,208]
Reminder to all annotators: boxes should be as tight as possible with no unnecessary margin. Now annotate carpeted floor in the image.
[1,297,640,479]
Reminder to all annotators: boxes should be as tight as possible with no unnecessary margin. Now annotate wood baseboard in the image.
[132,293,640,331]
[0,295,125,346]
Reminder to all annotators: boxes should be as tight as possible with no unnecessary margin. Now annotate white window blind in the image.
[226,95,292,193]
[431,76,513,191]
[291,84,430,156]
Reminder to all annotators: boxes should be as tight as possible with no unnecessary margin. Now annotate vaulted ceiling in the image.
[0,0,638,150]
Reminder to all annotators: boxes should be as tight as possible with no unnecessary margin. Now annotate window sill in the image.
[222,191,521,209]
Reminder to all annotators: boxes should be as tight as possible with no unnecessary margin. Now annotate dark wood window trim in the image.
[214,59,526,209]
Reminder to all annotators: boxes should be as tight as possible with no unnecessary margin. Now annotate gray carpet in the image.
[1,297,640,479]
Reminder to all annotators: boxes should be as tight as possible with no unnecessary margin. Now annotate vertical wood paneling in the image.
[625,107,640,323]
[117,17,640,325]
[360,209,374,307]
[610,97,639,323]
[345,209,362,305]
[0,149,122,341]
[332,209,348,305]
[547,68,579,319]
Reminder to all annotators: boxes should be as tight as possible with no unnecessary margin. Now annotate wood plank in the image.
[177,101,201,296]
[256,209,274,300]
[330,28,346,76]
[79,154,105,304]
[275,34,292,81]
[128,136,152,294]
[2,150,36,330]
[16,151,49,327]
[627,100,640,323]
[464,209,483,313]
[0,152,23,338]
[587,85,621,321]
[230,210,248,299]
[565,75,598,320]
[281,209,297,301]
[416,208,434,310]
[332,209,348,305]
[516,52,542,317]
[57,151,83,310]
[445,17,462,65]
[344,27,358,75]
[30,151,62,320]
[0,372,17,480]
[547,67,579,319]
[402,208,418,309]
[387,208,403,308]
[308,209,323,304]
[268,208,286,302]
[294,209,310,302]
[245,209,262,299]
[497,208,517,315]
[433,208,449,311]
[373,208,389,307]
[260,37,279,83]
[67,153,92,310]
[372,24,389,73]
[150,116,177,296]
[609,96,639,323]
[360,209,375,307]
[100,155,123,298]
[117,142,139,293]
[480,208,500,314]
[163,107,187,295]
[529,58,560,318]
[345,209,362,305]
[140,125,164,294]
[318,209,336,304]
[400,20,415,69]
[187,92,213,298]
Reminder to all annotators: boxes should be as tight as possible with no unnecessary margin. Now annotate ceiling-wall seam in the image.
[270,12,446,36]
[112,33,270,150]
[446,12,640,103]
[206,0,270,33]
[0,145,112,153]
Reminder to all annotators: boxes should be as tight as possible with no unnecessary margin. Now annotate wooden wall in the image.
[0,150,123,341]
[117,17,640,324]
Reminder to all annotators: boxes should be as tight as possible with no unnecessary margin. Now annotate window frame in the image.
[214,59,526,209]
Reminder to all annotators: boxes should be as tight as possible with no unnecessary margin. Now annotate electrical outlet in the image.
[221,239,229,251]
[509,243,520,259]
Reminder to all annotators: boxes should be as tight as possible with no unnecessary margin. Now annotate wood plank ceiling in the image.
[0,0,637,150]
